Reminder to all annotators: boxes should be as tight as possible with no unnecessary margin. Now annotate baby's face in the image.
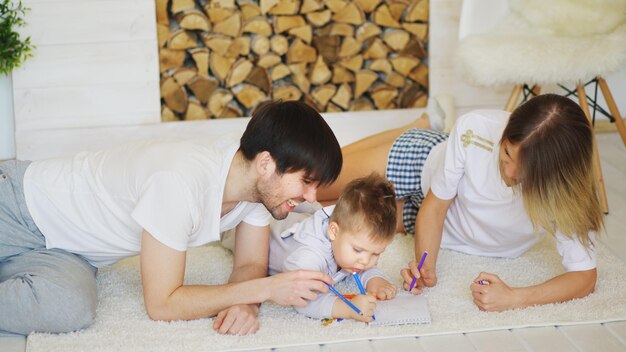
[328,224,390,273]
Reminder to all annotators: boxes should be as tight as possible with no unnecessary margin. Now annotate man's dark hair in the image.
[240,100,343,186]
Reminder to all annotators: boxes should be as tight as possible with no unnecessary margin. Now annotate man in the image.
[0,100,343,336]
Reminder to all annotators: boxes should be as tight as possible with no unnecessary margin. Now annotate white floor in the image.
[1,132,625,352]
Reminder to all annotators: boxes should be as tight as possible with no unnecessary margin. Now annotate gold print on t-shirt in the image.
[461,129,493,152]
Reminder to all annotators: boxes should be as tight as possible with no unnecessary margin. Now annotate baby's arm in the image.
[282,248,338,319]
[284,252,377,321]
[294,291,339,318]
[362,267,397,300]
[295,289,376,322]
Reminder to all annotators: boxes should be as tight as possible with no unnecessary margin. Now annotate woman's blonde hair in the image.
[502,94,603,247]
[330,173,397,242]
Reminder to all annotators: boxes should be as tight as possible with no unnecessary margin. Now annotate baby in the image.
[269,173,398,322]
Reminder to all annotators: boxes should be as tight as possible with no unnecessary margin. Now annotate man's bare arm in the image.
[140,230,332,321]
[229,222,270,284]
[212,222,268,334]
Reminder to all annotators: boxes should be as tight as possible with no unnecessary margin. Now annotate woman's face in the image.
[499,139,521,186]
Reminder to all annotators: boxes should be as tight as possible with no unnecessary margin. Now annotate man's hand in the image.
[213,304,260,335]
[400,260,437,294]
[265,270,333,307]
[366,277,397,300]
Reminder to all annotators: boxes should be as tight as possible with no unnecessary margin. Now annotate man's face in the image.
[256,169,319,220]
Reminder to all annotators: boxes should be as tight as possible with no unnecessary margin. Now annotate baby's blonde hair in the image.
[330,173,397,242]
[503,94,603,247]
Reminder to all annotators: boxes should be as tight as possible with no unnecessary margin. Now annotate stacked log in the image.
[157,0,429,120]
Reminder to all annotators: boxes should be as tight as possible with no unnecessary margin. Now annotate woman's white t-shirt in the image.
[421,110,596,272]
[23,135,271,267]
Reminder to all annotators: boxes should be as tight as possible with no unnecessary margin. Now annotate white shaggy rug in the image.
[27,235,626,352]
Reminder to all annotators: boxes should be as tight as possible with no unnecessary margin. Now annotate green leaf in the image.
[0,0,35,75]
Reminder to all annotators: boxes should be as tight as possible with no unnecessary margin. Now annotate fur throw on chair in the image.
[457,0,626,86]
[510,0,626,35]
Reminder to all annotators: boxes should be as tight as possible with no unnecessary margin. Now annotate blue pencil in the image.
[409,251,428,291]
[352,272,375,320]
[352,272,366,294]
[326,283,363,316]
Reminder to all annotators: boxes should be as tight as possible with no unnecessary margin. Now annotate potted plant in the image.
[1,0,34,160]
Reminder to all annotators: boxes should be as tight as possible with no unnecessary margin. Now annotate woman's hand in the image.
[401,260,437,294]
[366,277,397,300]
[471,269,597,311]
[470,272,522,311]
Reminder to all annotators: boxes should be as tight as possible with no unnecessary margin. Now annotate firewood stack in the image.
[157,0,429,121]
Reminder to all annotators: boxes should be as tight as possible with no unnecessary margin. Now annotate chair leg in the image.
[504,85,523,112]
[531,85,541,96]
[597,77,626,147]
[577,84,609,214]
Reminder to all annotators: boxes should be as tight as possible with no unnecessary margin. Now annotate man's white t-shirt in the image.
[421,110,596,272]
[23,135,271,267]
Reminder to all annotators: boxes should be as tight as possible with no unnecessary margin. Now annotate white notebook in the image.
[368,293,431,326]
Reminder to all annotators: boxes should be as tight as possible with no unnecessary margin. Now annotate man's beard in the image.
[261,196,289,220]
[265,203,289,220]
[255,178,289,220]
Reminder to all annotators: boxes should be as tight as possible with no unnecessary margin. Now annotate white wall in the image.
[0,74,16,160]
[8,0,626,160]
[13,0,160,132]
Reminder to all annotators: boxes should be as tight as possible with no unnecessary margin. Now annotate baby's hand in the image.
[366,277,398,300]
[350,294,376,322]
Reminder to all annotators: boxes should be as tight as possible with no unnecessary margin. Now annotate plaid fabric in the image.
[386,129,448,234]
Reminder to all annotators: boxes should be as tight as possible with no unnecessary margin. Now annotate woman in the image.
[318,94,603,311]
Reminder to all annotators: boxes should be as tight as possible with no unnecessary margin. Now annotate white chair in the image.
[456,0,626,213]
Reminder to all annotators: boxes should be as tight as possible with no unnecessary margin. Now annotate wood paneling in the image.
[12,0,160,131]
[560,325,626,352]
[465,330,527,352]
[20,1,156,45]
[513,327,577,352]
[12,41,158,89]
[14,82,159,130]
